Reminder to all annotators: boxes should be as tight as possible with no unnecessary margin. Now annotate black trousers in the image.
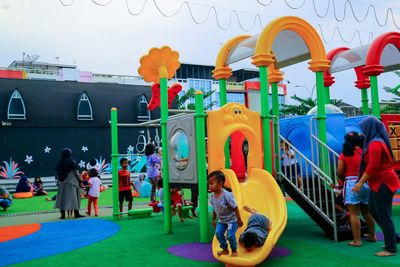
[369,184,397,253]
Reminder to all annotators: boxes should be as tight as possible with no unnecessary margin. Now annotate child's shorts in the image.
[343,177,369,205]
[119,190,133,203]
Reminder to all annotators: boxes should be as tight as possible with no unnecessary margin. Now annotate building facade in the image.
[0,60,286,177]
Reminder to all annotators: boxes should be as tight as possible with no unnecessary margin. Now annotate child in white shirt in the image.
[86,168,101,216]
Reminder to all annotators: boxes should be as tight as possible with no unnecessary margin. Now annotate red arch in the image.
[324,47,370,89]
[363,32,400,76]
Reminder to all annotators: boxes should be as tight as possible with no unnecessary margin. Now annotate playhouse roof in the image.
[330,43,400,74]
[226,30,311,69]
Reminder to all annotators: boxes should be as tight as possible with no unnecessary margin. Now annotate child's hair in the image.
[207,170,225,185]
[88,168,99,178]
[89,158,97,166]
[342,132,361,156]
[145,143,155,156]
[34,176,41,184]
[138,174,145,181]
[120,157,128,165]
[157,178,163,188]
[357,134,365,148]
[242,232,258,248]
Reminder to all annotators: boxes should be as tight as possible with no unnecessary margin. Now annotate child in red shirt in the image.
[171,187,185,222]
[118,158,133,217]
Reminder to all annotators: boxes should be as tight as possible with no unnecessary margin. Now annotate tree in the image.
[281,94,344,115]
[381,70,400,114]
[175,88,216,110]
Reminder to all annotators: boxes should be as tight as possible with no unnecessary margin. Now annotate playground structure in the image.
[211,18,400,261]
[107,16,399,267]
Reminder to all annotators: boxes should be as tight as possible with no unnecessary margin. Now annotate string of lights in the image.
[58,0,74,6]
[59,0,387,45]
[90,0,113,6]
[257,0,400,29]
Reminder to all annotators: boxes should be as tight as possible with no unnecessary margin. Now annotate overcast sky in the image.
[0,0,399,106]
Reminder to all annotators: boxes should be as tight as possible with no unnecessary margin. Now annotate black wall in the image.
[0,78,163,177]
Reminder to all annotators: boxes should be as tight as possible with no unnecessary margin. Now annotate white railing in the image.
[279,134,337,241]
[309,117,340,184]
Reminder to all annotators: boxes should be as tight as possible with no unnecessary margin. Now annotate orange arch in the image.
[252,16,329,72]
[213,35,251,80]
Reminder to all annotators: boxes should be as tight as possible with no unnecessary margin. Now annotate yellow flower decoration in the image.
[138,46,180,83]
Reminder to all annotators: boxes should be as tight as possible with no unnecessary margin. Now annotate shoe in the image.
[75,214,85,218]
[375,250,396,257]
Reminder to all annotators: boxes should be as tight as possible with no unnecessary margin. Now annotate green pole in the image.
[194,91,209,243]
[370,76,381,119]
[160,77,172,234]
[259,66,272,173]
[324,86,331,104]
[271,82,280,177]
[111,108,119,218]
[219,79,227,106]
[218,79,230,168]
[316,72,329,173]
[361,88,369,115]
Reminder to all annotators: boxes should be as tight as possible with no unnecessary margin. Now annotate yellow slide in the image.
[206,103,287,266]
[211,168,287,267]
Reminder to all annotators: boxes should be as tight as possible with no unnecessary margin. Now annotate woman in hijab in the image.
[15,176,32,193]
[55,148,84,219]
[353,116,400,256]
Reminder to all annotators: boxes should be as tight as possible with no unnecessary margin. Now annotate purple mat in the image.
[167,242,291,262]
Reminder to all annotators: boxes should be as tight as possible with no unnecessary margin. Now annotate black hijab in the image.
[15,176,31,192]
[56,148,77,181]
[358,116,393,177]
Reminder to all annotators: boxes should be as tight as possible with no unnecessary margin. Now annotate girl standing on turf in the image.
[86,168,101,217]
[337,132,375,247]
[145,143,161,203]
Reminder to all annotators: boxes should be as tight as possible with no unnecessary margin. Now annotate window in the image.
[137,95,151,122]
[188,79,213,110]
[7,89,26,120]
[77,92,93,120]
[227,92,245,105]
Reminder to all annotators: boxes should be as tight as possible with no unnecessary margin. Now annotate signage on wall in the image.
[388,122,400,162]
[1,121,12,127]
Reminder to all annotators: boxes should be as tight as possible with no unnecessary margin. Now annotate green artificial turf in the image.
[1,189,192,215]
[8,201,400,267]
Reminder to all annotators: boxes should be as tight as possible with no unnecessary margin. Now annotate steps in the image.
[283,177,368,241]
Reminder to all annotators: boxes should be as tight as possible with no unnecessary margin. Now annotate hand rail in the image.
[279,134,337,241]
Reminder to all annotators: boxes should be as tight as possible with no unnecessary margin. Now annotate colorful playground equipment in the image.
[207,103,287,266]
[111,46,210,242]
[107,15,399,267]
[213,15,400,247]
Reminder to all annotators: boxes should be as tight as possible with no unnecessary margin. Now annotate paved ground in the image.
[0,202,151,227]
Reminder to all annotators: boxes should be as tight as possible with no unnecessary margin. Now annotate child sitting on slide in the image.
[239,206,272,252]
